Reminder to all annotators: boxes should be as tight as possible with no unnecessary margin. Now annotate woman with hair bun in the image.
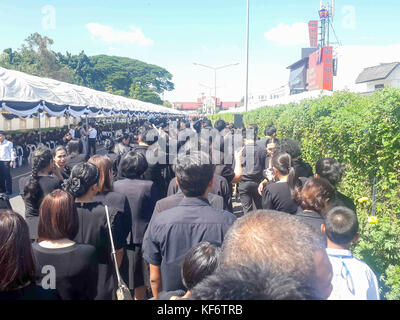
[63,162,125,300]
[261,152,302,214]
[19,146,61,241]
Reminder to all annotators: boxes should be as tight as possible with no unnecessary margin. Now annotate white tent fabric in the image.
[0,67,184,116]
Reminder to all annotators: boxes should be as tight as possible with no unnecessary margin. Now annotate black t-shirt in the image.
[0,282,59,300]
[330,191,357,213]
[167,174,232,213]
[239,142,267,184]
[74,202,125,300]
[19,175,61,240]
[32,243,98,300]
[295,208,325,234]
[93,191,131,244]
[262,181,299,214]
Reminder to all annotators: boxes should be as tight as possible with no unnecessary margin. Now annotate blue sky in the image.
[1,0,399,101]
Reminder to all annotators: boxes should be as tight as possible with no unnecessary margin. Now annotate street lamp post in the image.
[245,0,250,113]
[194,62,239,114]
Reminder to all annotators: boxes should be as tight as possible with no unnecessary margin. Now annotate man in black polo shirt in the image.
[142,151,236,299]
[236,124,267,214]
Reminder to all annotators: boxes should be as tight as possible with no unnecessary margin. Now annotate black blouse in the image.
[32,243,98,300]
[74,202,125,300]
[262,181,299,214]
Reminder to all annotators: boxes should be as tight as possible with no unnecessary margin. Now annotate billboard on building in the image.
[308,20,319,48]
[307,46,333,91]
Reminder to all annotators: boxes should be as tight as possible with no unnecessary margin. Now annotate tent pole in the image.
[39,109,42,145]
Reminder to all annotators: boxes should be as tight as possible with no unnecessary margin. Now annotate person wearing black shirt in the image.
[19,146,61,241]
[113,151,161,300]
[104,139,120,179]
[131,125,168,197]
[65,139,89,171]
[294,177,336,238]
[314,158,356,213]
[32,190,98,300]
[142,151,236,299]
[274,138,313,178]
[0,210,59,300]
[262,152,302,214]
[154,189,225,214]
[236,124,267,214]
[63,162,125,300]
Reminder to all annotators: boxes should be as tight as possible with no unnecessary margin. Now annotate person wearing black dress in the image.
[63,163,125,300]
[32,190,98,300]
[294,177,336,236]
[261,152,302,214]
[65,139,89,171]
[113,151,161,300]
[53,145,70,180]
[104,139,120,179]
[0,210,58,300]
[315,158,357,213]
[19,146,61,241]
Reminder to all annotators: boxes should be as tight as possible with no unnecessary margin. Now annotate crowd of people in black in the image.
[0,116,380,300]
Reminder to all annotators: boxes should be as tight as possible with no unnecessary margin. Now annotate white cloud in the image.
[86,23,154,46]
[264,22,309,46]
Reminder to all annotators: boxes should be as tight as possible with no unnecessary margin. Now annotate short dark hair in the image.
[104,139,115,151]
[191,263,314,300]
[264,126,277,137]
[220,210,325,294]
[274,138,302,159]
[182,242,221,290]
[324,206,359,245]
[120,151,148,179]
[138,126,158,145]
[315,158,345,186]
[175,151,214,197]
[67,139,83,155]
[0,210,35,291]
[214,120,226,132]
[295,177,336,214]
[38,190,79,241]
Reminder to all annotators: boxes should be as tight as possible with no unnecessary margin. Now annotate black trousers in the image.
[88,138,97,155]
[238,180,262,214]
[0,161,12,194]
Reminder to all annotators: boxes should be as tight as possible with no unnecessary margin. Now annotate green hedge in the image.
[209,88,400,300]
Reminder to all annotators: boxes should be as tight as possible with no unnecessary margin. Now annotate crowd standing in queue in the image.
[0,116,380,301]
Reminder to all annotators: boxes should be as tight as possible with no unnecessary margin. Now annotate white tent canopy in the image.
[0,66,184,117]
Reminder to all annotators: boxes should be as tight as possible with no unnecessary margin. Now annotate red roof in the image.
[220,101,243,110]
[173,102,201,110]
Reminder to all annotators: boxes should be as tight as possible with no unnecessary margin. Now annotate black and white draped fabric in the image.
[0,66,185,119]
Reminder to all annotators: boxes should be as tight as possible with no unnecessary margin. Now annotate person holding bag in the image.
[63,162,125,300]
